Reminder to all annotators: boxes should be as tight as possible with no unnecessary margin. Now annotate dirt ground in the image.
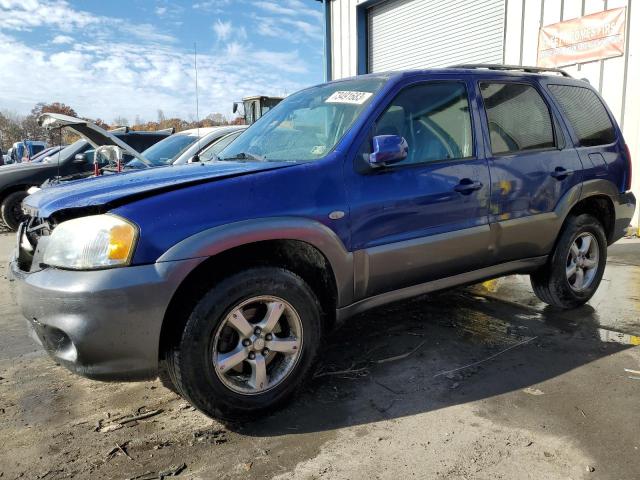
[1,229,639,480]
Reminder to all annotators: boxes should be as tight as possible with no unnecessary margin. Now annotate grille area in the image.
[17,216,55,271]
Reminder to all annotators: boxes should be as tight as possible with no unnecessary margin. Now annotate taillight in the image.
[624,143,632,191]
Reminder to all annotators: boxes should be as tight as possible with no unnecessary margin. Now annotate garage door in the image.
[368,0,506,72]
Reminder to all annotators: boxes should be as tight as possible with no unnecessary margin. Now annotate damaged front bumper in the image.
[9,256,203,381]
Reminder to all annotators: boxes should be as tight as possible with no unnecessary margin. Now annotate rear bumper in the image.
[9,257,203,381]
[611,191,636,243]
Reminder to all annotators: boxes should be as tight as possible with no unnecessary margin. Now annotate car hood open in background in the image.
[23,161,297,218]
[38,113,152,166]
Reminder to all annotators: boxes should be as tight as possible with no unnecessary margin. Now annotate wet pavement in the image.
[1,233,639,479]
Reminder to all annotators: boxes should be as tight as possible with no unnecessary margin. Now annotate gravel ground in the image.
[1,233,639,480]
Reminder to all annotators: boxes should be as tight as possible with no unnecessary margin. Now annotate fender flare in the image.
[157,217,355,306]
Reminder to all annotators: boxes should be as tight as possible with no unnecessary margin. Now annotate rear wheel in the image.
[531,214,607,309]
[164,267,322,421]
[1,190,28,231]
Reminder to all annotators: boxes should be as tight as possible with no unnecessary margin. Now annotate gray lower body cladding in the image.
[10,257,203,380]
[612,191,636,243]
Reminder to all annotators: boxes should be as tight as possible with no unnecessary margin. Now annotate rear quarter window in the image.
[480,82,555,155]
[548,84,616,147]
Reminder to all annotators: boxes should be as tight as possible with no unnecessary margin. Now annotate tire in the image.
[164,267,323,421]
[531,214,607,309]
[1,190,28,231]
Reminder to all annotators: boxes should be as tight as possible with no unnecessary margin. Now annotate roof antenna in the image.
[192,42,201,164]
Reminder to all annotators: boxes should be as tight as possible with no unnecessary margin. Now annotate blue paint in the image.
[25,68,632,268]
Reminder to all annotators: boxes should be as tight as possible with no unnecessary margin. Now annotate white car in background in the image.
[134,126,247,168]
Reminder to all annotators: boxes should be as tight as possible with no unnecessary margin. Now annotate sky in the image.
[0,0,325,124]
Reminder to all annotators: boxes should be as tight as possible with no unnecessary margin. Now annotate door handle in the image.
[550,167,574,179]
[454,179,483,194]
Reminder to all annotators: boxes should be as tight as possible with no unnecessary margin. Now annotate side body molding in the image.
[157,217,355,307]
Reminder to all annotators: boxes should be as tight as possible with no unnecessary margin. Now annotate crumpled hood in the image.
[24,161,295,218]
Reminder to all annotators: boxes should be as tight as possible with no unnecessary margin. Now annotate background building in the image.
[322,0,639,227]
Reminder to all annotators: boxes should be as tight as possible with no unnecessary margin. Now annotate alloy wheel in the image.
[212,296,303,395]
[566,232,599,292]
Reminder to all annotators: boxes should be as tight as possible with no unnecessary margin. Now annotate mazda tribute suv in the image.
[11,65,636,421]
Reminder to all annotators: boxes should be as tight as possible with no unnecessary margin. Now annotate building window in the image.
[549,85,616,147]
[480,82,555,154]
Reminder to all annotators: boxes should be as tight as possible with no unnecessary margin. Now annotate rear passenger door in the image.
[546,84,622,189]
[478,80,583,262]
[349,79,492,298]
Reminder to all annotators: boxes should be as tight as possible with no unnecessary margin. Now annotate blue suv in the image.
[11,65,636,420]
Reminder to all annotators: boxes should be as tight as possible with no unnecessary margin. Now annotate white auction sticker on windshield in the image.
[325,91,372,105]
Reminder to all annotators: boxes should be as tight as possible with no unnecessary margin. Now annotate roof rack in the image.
[451,63,571,77]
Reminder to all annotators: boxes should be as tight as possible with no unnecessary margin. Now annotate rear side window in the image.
[548,85,616,146]
[373,82,474,166]
[480,82,555,154]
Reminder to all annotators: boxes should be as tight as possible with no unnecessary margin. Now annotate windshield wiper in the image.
[219,152,266,162]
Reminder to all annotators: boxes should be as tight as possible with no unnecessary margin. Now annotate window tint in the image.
[373,82,473,165]
[548,85,616,146]
[480,83,555,154]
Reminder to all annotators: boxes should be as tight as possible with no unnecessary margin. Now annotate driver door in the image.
[348,79,492,298]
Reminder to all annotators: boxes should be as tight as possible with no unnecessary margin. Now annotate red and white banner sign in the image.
[538,7,626,68]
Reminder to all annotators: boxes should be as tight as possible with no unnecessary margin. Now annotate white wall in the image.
[330,0,640,226]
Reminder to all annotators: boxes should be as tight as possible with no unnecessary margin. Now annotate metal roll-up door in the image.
[368,0,506,72]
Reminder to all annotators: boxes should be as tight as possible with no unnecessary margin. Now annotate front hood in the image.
[24,161,296,218]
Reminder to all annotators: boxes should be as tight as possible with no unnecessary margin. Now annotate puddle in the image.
[598,328,640,346]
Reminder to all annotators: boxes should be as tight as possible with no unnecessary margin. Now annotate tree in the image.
[112,116,129,127]
[31,102,78,119]
[27,102,79,145]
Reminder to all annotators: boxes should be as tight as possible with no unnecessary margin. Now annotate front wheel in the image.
[164,267,323,421]
[531,214,607,309]
[1,190,28,230]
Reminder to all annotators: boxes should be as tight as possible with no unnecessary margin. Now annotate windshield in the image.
[43,140,86,164]
[218,77,387,162]
[140,134,199,166]
[200,131,243,162]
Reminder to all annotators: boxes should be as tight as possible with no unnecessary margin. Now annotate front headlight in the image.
[43,214,138,270]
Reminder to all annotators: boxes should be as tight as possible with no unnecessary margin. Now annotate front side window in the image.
[480,82,555,154]
[372,82,473,166]
[218,77,387,163]
[548,84,616,146]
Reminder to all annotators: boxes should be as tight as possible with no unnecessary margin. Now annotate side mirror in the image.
[368,135,408,168]
[74,153,87,164]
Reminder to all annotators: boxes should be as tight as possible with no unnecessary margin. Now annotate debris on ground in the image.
[523,387,544,396]
[192,428,227,445]
[96,408,163,433]
[433,336,538,378]
[374,340,426,364]
[106,442,133,461]
[127,463,186,480]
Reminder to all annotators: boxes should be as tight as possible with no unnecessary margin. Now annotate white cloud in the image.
[0,0,177,43]
[212,18,233,42]
[155,6,167,16]
[253,0,324,22]
[0,0,318,122]
[0,31,309,122]
[51,34,73,44]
